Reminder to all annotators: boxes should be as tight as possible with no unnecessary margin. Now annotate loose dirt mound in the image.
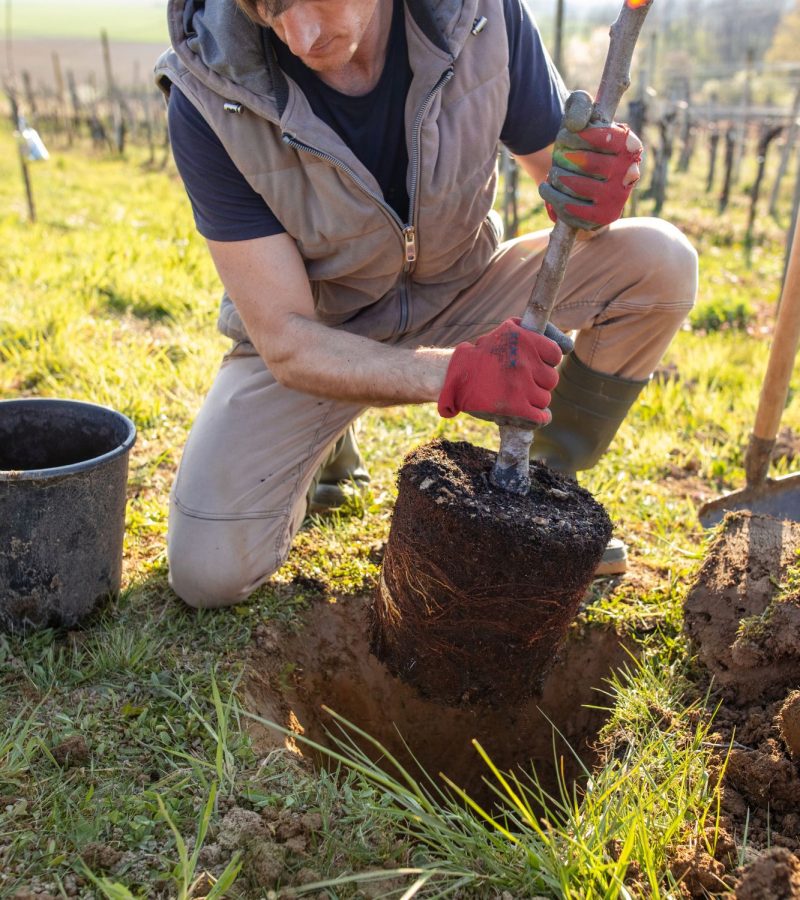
[683,512,800,859]
[684,512,800,702]
[734,847,800,899]
[246,593,633,806]
[779,691,800,758]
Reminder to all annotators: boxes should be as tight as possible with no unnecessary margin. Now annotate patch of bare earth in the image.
[245,593,634,808]
[682,512,800,895]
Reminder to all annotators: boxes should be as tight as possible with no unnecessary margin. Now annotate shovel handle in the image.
[491,0,655,494]
[745,220,800,485]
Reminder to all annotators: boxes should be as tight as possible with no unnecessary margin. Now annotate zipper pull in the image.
[403,226,417,265]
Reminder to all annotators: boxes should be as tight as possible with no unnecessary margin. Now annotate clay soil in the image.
[246,593,634,810]
[372,440,612,707]
[683,512,800,897]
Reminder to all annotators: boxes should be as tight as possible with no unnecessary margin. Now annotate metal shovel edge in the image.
[698,471,800,527]
[698,216,800,527]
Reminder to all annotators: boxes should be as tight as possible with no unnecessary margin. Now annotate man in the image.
[156,0,698,609]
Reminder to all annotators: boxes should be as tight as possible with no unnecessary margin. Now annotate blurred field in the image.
[4,1,168,43]
[5,38,168,86]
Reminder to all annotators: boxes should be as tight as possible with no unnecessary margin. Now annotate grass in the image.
[246,644,726,899]
[0,117,799,898]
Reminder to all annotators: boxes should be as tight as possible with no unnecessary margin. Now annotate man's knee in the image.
[623,218,698,314]
[167,513,289,609]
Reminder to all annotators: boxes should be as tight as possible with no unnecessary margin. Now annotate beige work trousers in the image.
[168,217,698,608]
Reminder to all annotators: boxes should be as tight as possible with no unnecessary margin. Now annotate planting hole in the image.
[246,595,633,805]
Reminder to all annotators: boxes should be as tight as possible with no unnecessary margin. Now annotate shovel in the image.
[698,220,800,527]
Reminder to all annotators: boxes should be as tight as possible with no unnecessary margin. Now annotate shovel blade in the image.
[698,472,800,527]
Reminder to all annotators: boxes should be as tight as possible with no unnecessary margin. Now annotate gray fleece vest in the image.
[156,0,510,343]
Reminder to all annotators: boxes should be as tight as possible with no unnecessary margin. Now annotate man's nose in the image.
[280,5,323,55]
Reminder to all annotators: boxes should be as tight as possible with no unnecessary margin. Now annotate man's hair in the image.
[234,0,262,21]
[235,0,293,22]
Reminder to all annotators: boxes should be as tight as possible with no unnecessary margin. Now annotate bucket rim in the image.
[0,397,137,482]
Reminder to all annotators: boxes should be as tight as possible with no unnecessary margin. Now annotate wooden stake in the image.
[500,147,519,239]
[745,125,783,266]
[719,125,735,214]
[21,69,35,116]
[553,0,565,78]
[17,141,35,222]
[101,29,126,154]
[66,70,81,137]
[732,46,755,188]
[706,124,720,193]
[51,52,72,145]
[784,141,800,289]
[768,81,800,220]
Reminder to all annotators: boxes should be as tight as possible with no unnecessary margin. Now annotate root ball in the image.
[370,439,612,706]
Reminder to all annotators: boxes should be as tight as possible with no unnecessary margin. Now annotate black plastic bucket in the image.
[0,398,136,632]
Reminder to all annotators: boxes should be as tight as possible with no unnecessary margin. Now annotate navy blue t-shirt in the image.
[169,0,566,242]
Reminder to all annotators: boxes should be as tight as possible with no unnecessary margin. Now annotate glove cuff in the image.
[438,342,473,419]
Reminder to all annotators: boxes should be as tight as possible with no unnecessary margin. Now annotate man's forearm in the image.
[256,312,453,406]
[207,234,453,407]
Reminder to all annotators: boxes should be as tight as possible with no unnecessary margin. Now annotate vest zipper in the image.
[406,67,454,236]
[282,132,406,230]
[282,65,454,336]
[398,66,455,333]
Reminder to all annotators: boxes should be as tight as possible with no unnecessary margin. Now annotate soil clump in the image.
[779,691,800,758]
[684,512,800,703]
[683,512,800,861]
[50,734,89,767]
[371,439,612,706]
[246,594,633,808]
[734,847,800,899]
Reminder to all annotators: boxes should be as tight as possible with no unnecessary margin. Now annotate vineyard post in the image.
[554,0,565,79]
[6,90,36,222]
[51,52,72,145]
[66,70,82,139]
[143,91,155,165]
[677,79,695,173]
[499,147,519,238]
[87,71,110,150]
[732,46,755,188]
[745,124,784,266]
[768,80,800,221]
[706,123,720,193]
[17,140,35,222]
[719,125,736,214]
[785,141,800,291]
[648,108,676,215]
[21,69,36,116]
[101,29,126,154]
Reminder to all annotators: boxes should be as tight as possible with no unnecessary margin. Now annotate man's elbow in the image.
[260,340,301,387]
[256,315,312,389]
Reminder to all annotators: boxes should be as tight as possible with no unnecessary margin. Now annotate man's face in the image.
[257,0,383,73]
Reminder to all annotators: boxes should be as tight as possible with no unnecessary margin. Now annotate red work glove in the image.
[438,318,572,426]
[539,113,643,231]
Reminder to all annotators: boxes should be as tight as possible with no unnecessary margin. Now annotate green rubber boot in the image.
[307,425,371,516]
[532,354,649,576]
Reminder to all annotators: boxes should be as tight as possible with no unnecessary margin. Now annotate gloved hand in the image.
[539,102,643,231]
[438,318,573,425]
